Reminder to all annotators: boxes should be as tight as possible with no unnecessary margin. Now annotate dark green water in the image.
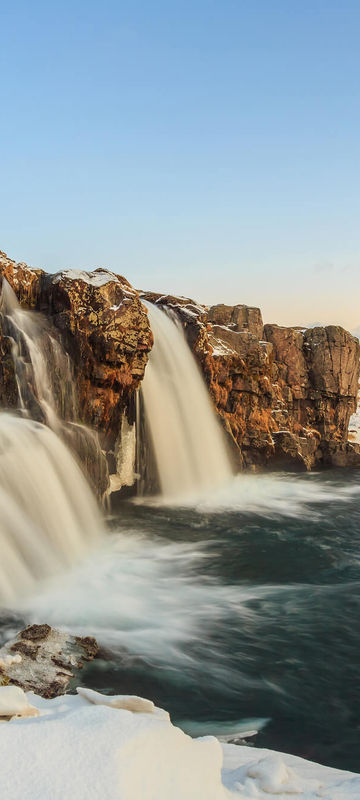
[11,470,360,773]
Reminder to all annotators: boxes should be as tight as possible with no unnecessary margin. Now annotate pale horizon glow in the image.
[1,1,359,331]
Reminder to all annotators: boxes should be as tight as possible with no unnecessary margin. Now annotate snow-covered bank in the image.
[222,744,360,798]
[0,688,358,799]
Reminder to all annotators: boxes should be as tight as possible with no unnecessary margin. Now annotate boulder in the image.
[0,624,98,698]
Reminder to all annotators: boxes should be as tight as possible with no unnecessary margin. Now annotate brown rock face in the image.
[304,326,359,396]
[144,294,360,471]
[41,269,153,450]
[208,304,263,340]
[263,325,308,399]
[0,252,153,492]
[0,251,43,308]
[1,249,359,479]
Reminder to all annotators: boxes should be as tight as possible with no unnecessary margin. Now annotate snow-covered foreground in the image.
[0,688,359,799]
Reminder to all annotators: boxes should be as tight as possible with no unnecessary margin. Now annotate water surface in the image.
[12,470,360,772]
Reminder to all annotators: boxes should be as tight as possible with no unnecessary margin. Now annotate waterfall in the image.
[0,278,76,429]
[140,303,232,500]
[0,280,105,604]
[0,278,108,500]
[0,413,102,605]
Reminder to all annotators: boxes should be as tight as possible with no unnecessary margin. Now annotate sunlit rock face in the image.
[0,251,43,308]
[1,249,359,475]
[0,252,153,490]
[41,269,153,451]
[141,291,360,471]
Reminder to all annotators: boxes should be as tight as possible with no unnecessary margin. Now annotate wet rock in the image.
[41,269,153,453]
[0,625,98,698]
[0,251,43,308]
[0,333,18,409]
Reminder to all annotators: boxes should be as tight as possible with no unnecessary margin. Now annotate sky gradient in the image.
[1,1,359,329]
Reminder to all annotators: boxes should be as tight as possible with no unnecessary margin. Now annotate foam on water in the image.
[135,470,360,516]
[19,468,360,665]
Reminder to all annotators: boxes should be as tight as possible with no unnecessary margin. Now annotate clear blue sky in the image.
[1,0,359,328]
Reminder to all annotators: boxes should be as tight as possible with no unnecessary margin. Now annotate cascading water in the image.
[0,413,101,605]
[0,278,107,498]
[0,279,104,604]
[140,302,232,500]
[0,278,76,429]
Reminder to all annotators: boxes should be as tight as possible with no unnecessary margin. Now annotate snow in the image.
[52,270,137,297]
[53,268,119,287]
[0,686,38,719]
[0,689,225,800]
[0,687,358,799]
[76,686,156,713]
[173,305,199,319]
[210,338,237,356]
[222,744,360,798]
[0,653,22,668]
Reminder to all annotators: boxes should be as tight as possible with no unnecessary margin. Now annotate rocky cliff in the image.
[141,292,360,471]
[1,249,359,485]
[0,251,153,494]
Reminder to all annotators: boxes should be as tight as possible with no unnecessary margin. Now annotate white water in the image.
[0,413,102,605]
[21,472,360,659]
[0,279,76,430]
[140,303,232,501]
